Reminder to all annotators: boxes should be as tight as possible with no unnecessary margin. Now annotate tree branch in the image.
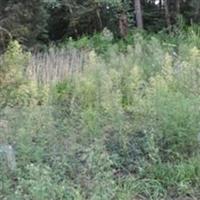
[0,26,12,40]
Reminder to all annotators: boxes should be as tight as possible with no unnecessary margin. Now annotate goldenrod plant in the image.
[0,29,200,199]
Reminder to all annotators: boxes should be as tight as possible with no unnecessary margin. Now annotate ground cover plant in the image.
[0,28,200,200]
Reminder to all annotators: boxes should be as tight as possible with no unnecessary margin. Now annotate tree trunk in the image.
[164,0,171,28]
[159,0,163,11]
[176,0,180,14]
[134,0,143,29]
[193,0,200,22]
[96,8,103,30]
[119,13,128,37]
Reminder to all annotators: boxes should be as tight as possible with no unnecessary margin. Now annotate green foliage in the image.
[0,0,49,49]
[64,29,114,55]
[0,0,200,51]
[0,41,49,108]
[1,31,200,199]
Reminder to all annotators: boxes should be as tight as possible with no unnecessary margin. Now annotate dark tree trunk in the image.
[164,0,171,28]
[119,13,128,37]
[176,0,180,14]
[159,0,162,10]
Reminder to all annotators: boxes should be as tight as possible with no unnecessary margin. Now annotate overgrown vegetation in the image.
[0,27,200,199]
[0,0,200,51]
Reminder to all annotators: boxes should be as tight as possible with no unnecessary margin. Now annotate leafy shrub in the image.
[0,41,49,108]
[1,30,200,199]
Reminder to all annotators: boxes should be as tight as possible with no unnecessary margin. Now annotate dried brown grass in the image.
[27,48,88,84]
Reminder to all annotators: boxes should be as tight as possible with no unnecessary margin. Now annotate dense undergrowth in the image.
[0,28,200,200]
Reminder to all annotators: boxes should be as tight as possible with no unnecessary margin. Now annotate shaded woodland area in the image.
[0,0,200,51]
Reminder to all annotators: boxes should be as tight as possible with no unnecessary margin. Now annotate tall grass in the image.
[0,29,200,199]
[27,48,88,84]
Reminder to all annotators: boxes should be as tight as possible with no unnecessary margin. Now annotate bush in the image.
[1,30,200,199]
[0,40,49,108]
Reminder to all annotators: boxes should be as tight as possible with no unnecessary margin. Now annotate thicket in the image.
[0,28,200,199]
[0,0,200,51]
